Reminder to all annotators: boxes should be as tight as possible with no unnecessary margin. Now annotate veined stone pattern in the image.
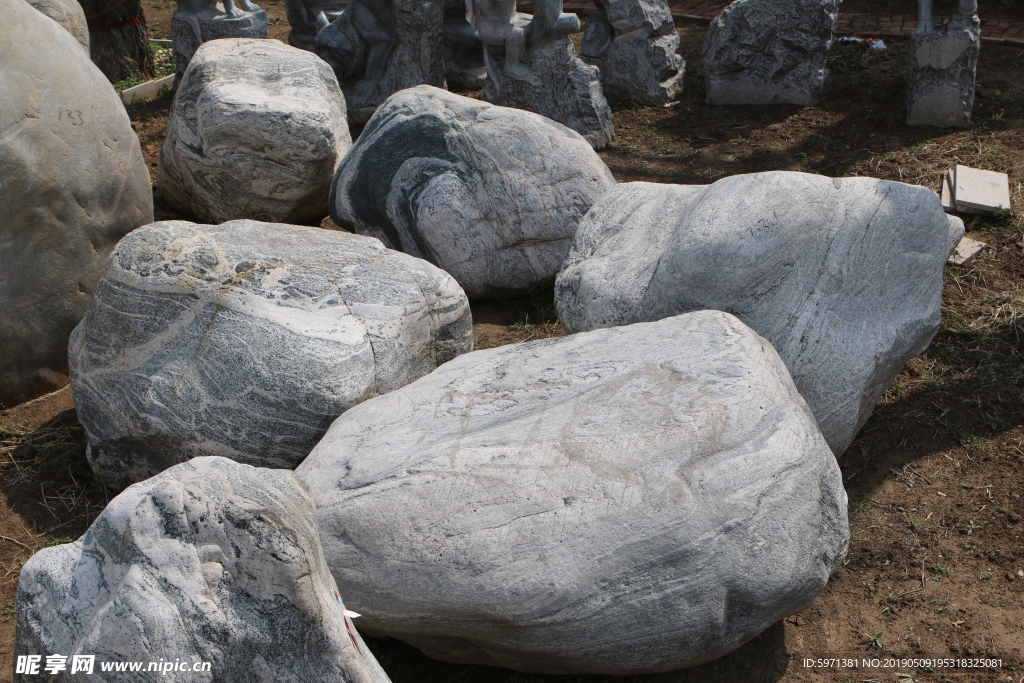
[69,220,473,490]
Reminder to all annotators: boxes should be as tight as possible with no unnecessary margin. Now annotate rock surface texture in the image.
[171,7,269,82]
[158,39,351,225]
[556,173,959,455]
[905,14,980,128]
[24,0,89,52]
[329,86,616,300]
[703,0,839,105]
[70,220,473,490]
[315,0,445,123]
[298,311,849,675]
[0,0,153,407]
[580,0,684,104]
[16,457,392,683]
[485,32,614,149]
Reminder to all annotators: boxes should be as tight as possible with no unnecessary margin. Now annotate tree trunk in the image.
[78,0,156,83]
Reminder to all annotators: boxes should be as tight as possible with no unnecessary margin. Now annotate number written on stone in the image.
[59,109,85,126]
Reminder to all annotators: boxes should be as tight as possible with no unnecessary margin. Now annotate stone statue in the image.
[284,0,345,50]
[170,0,267,80]
[313,0,445,123]
[470,0,529,84]
[174,0,262,43]
[907,0,980,126]
[314,0,397,99]
[916,0,978,33]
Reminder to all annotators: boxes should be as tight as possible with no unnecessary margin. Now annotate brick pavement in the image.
[559,0,1024,47]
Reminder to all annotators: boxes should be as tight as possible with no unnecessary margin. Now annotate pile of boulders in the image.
[6,1,964,677]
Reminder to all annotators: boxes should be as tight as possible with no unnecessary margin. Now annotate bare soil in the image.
[2,3,1023,682]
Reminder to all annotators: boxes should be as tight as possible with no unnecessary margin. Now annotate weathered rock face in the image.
[170,6,269,82]
[69,219,473,490]
[297,310,849,675]
[485,32,614,150]
[314,0,446,124]
[16,457,392,683]
[329,86,616,300]
[906,14,980,128]
[24,0,89,52]
[556,173,958,455]
[443,0,487,90]
[703,0,839,105]
[0,0,153,407]
[158,39,351,225]
[580,0,684,104]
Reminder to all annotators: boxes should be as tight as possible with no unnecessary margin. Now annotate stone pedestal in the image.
[483,31,613,150]
[703,0,839,106]
[170,7,268,82]
[905,14,980,128]
[580,0,684,105]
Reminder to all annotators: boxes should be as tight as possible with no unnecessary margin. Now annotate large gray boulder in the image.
[23,0,89,52]
[703,0,839,105]
[70,219,473,490]
[580,0,684,105]
[556,173,960,455]
[158,38,351,225]
[0,0,153,407]
[330,85,616,300]
[297,310,848,675]
[16,457,392,683]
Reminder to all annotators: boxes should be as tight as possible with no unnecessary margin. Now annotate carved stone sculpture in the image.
[470,4,612,149]
[443,0,487,89]
[314,0,445,123]
[703,0,840,106]
[284,0,345,50]
[170,0,268,81]
[580,0,685,104]
[906,0,980,127]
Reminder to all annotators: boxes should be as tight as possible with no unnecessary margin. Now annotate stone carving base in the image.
[906,14,980,128]
[703,0,839,106]
[483,36,614,150]
[170,7,268,81]
[581,0,685,105]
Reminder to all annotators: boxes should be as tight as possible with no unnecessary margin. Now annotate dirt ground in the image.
[2,2,1023,682]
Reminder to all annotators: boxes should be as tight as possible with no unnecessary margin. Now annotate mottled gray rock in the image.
[158,39,351,225]
[171,4,268,82]
[703,0,839,106]
[16,457,392,683]
[485,30,614,150]
[23,0,89,52]
[556,173,957,455]
[906,13,980,128]
[69,219,473,490]
[315,0,445,124]
[580,0,684,104]
[0,0,153,407]
[329,85,616,300]
[297,310,848,675]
